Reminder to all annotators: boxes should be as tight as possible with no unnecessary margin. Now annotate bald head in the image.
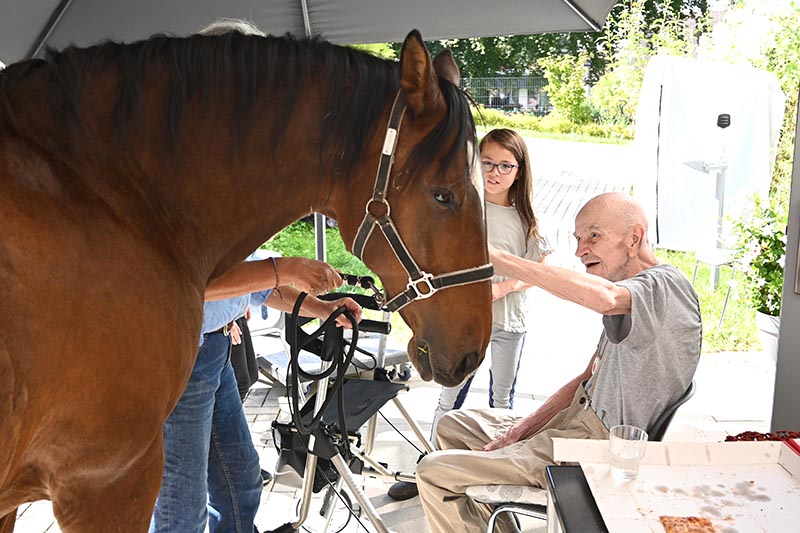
[573,192,657,281]
[578,192,649,235]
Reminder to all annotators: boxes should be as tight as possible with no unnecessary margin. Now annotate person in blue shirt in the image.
[150,254,361,533]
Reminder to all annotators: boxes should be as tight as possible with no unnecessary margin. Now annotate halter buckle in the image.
[407,272,436,300]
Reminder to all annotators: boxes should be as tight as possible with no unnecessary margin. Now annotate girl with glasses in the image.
[435,128,550,427]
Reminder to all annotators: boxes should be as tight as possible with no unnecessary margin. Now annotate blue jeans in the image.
[150,332,262,533]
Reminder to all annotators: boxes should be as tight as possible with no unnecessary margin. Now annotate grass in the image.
[265,220,373,279]
[475,125,629,145]
[265,221,761,354]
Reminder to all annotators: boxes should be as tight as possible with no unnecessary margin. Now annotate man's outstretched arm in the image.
[491,248,631,315]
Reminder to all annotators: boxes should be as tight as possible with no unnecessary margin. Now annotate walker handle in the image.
[358,319,391,335]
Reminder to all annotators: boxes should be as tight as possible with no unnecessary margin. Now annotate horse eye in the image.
[433,190,453,205]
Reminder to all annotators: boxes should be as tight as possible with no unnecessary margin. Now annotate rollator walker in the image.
[268,283,434,533]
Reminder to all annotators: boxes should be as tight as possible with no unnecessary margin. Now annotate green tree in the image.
[439,34,603,78]
[591,0,709,126]
[760,2,800,208]
[387,1,708,79]
[350,43,396,60]
[538,53,593,124]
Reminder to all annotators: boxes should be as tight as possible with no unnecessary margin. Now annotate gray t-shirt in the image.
[585,264,701,432]
[488,202,550,332]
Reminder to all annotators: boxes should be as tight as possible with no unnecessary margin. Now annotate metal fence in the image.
[460,77,551,115]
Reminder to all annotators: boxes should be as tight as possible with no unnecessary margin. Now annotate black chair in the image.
[648,380,696,442]
[468,380,697,532]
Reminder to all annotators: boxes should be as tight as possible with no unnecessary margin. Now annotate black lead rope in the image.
[285,292,359,446]
[275,292,376,533]
[272,280,392,533]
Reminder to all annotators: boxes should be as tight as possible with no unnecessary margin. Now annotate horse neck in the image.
[116,96,352,280]
[4,70,346,283]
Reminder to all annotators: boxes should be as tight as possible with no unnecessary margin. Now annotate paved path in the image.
[14,138,776,533]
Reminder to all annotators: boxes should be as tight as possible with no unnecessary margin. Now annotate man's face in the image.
[573,207,632,282]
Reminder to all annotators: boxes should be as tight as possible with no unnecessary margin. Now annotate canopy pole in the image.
[27,0,74,59]
[314,213,327,263]
[561,0,601,32]
[300,0,313,37]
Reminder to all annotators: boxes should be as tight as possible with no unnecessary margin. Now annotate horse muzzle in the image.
[407,337,483,387]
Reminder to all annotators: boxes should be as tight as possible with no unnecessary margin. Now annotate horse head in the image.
[334,31,493,386]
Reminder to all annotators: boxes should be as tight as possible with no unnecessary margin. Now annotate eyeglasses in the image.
[480,161,519,175]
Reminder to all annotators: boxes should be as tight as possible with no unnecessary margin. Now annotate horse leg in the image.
[51,438,164,533]
[0,510,17,533]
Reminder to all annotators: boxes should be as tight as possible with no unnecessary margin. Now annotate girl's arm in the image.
[492,279,534,301]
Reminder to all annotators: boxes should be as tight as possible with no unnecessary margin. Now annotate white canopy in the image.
[0,0,614,65]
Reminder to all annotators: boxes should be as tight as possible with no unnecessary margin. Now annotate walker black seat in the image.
[299,378,408,435]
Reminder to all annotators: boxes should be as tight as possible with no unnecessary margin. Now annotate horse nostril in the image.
[456,350,481,378]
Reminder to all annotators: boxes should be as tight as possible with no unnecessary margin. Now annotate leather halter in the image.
[352,91,494,312]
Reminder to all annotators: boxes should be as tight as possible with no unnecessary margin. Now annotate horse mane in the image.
[0,32,475,181]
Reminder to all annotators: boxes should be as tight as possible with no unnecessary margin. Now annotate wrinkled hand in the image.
[488,245,512,278]
[229,321,242,345]
[325,297,363,328]
[491,281,506,302]
[280,257,343,295]
[482,423,526,452]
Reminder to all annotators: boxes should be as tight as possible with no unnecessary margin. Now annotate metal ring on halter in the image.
[365,198,390,217]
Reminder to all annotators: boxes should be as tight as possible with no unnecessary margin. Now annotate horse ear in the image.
[433,49,460,87]
[399,29,445,117]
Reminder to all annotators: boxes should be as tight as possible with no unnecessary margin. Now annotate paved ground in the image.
[13,138,776,532]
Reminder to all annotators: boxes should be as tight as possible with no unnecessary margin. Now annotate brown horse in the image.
[0,29,492,532]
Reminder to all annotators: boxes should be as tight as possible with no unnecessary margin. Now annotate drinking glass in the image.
[609,424,648,480]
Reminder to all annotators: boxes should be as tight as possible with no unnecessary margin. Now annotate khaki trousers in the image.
[417,383,608,533]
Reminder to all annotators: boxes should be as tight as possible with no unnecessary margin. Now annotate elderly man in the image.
[417,192,702,532]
